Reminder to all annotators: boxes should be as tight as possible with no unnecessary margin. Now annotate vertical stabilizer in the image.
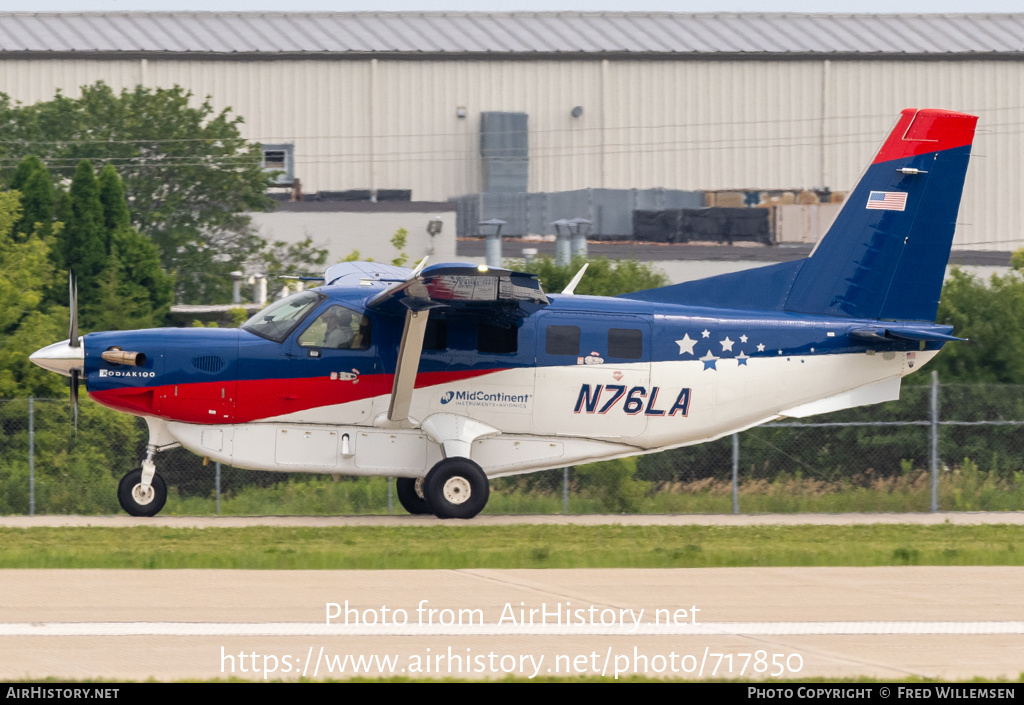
[784,109,977,321]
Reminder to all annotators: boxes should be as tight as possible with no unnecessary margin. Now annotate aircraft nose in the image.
[29,339,84,377]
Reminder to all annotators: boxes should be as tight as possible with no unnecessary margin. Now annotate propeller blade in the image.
[70,368,79,435]
[68,273,79,348]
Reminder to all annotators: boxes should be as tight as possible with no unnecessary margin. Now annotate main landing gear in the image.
[398,457,489,520]
[396,476,431,515]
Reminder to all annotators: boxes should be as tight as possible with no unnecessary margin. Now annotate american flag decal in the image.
[866,191,908,211]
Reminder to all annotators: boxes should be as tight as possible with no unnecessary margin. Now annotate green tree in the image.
[0,190,68,398]
[40,160,174,330]
[509,255,669,296]
[93,164,173,328]
[97,163,130,232]
[58,159,107,284]
[8,155,54,241]
[0,82,275,303]
[931,267,1024,384]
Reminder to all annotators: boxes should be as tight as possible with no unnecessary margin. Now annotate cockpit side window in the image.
[242,291,325,343]
[298,305,372,350]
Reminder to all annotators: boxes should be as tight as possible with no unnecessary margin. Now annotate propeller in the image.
[28,272,86,436]
[68,273,80,434]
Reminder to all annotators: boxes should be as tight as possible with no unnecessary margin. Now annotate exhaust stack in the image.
[101,349,147,367]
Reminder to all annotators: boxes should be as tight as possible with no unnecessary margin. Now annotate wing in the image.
[367,262,549,423]
[367,262,549,315]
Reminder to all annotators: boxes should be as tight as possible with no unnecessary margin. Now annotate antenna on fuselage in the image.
[561,263,589,295]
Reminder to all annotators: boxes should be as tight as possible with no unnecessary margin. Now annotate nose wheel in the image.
[117,467,168,517]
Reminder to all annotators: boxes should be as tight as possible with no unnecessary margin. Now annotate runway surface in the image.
[1,511,1022,528]
[1,567,1021,681]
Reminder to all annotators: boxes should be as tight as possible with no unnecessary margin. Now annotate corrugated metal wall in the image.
[0,57,1021,249]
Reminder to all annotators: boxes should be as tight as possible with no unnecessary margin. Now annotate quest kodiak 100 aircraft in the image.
[30,108,977,519]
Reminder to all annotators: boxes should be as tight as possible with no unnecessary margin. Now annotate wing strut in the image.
[387,309,430,423]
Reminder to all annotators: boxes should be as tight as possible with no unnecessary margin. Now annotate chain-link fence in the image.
[2,373,1023,515]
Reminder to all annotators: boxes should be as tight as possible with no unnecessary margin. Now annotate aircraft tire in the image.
[423,458,489,520]
[117,468,168,517]
[396,476,432,515]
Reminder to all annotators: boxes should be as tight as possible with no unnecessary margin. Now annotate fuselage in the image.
[82,286,942,478]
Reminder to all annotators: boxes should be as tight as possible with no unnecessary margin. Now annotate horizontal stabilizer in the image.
[849,325,966,344]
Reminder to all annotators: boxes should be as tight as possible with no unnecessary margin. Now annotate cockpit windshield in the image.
[242,290,325,343]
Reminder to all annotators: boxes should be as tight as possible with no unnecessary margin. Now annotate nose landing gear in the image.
[117,465,168,517]
[118,419,178,517]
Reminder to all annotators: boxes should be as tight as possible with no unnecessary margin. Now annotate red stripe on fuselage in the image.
[89,368,504,424]
[871,109,977,165]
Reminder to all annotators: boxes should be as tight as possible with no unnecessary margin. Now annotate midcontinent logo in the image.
[439,390,531,408]
[98,369,156,378]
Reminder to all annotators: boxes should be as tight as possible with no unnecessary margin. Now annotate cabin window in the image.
[478,323,518,354]
[546,325,580,356]
[423,319,448,351]
[297,305,371,350]
[242,290,324,343]
[608,328,642,359]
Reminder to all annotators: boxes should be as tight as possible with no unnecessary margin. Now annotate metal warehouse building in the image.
[1,12,1024,250]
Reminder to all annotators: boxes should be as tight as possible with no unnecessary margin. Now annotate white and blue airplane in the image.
[30,108,977,519]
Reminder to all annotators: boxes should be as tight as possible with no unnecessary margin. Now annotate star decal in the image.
[736,351,749,366]
[720,336,735,352]
[699,350,719,371]
[701,329,710,339]
[740,335,748,343]
[675,334,697,355]
[757,343,765,352]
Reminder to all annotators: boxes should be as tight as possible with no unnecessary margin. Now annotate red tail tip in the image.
[872,109,978,165]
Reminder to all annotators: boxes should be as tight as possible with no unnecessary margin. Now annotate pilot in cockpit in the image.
[322,307,356,349]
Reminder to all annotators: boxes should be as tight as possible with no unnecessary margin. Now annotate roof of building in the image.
[1,12,1023,57]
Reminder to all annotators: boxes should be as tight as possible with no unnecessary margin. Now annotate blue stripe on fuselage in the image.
[84,291,948,395]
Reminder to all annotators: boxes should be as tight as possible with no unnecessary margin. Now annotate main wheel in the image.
[396,476,432,515]
[117,468,168,517]
[423,458,489,520]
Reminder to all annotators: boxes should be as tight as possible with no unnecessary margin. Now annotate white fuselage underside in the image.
[157,348,933,478]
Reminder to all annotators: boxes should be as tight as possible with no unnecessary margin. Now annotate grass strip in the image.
[0,524,1020,569]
